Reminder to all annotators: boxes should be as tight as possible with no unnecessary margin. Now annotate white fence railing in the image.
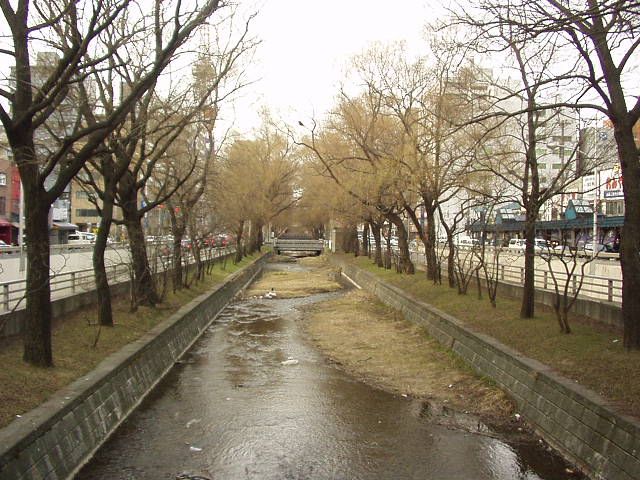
[407,250,622,304]
[0,245,234,313]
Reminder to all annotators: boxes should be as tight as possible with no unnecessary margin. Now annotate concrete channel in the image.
[0,254,617,479]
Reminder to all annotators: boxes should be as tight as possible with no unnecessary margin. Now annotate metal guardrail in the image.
[408,249,622,304]
[0,245,234,313]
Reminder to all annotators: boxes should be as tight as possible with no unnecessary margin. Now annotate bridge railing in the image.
[273,238,324,253]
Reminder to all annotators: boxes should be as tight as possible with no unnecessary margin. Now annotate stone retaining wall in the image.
[336,259,640,480]
[0,254,268,480]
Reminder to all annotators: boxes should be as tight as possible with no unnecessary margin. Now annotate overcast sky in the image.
[227,0,447,134]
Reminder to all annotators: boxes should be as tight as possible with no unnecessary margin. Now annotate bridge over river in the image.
[76,259,580,480]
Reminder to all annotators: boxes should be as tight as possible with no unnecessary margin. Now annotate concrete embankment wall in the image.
[334,258,640,480]
[0,254,268,480]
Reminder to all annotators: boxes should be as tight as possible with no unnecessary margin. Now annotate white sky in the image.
[228,0,447,135]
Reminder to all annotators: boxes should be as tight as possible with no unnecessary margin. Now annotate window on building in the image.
[552,163,563,169]
[0,173,6,186]
[0,197,5,215]
[606,201,624,216]
[76,190,91,200]
[76,208,99,217]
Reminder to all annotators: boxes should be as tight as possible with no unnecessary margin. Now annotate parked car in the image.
[552,243,574,255]
[68,231,95,246]
[508,238,526,251]
[580,241,607,253]
[0,240,12,253]
[533,238,549,252]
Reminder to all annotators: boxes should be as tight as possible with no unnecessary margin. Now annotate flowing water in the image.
[77,262,582,480]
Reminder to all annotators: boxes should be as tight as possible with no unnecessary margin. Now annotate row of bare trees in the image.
[294,1,639,348]
[0,0,300,367]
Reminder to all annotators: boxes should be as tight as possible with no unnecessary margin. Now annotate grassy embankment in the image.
[0,253,260,429]
[336,253,640,419]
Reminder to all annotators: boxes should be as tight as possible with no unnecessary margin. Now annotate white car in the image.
[508,238,526,251]
[581,242,607,253]
[68,231,95,246]
[533,238,549,252]
[458,238,479,248]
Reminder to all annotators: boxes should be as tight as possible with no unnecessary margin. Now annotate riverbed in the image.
[76,260,582,479]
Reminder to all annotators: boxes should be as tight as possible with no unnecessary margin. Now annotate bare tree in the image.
[0,0,224,366]
[214,116,298,264]
[295,92,415,273]
[539,236,600,334]
[453,0,640,346]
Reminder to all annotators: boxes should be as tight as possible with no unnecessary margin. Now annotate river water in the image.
[77,262,581,480]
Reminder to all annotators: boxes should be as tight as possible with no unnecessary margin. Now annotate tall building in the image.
[535,107,580,221]
[9,51,85,242]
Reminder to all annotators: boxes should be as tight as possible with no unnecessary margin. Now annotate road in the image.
[0,244,132,283]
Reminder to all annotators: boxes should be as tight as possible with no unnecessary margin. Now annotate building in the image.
[70,180,101,232]
[535,107,581,221]
[0,132,20,244]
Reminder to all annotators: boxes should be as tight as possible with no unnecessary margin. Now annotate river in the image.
[77,262,581,480]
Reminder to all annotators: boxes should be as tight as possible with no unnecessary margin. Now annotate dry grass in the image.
[244,255,342,298]
[304,289,513,418]
[0,253,259,429]
[340,253,640,419]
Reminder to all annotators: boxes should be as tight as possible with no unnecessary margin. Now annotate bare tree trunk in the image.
[520,216,536,318]
[172,233,185,290]
[424,206,438,280]
[169,205,186,291]
[617,126,640,349]
[23,188,53,366]
[93,189,115,327]
[370,222,383,267]
[123,208,158,306]
[387,212,414,274]
[256,222,264,252]
[234,220,245,264]
[363,223,370,257]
